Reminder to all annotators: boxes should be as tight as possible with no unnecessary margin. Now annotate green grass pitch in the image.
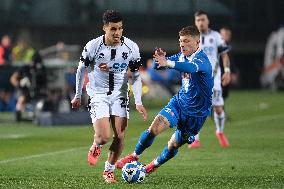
[0,91,283,188]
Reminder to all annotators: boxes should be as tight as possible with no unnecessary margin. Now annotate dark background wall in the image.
[0,0,283,88]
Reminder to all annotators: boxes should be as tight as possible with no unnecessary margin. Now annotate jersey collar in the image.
[185,49,201,61]
[103,35,124,47]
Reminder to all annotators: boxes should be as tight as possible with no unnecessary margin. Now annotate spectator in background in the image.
[12,39,35,64]
[145,58,181,96]
[10,51,46,121]
[219,27,239,100]
[261,25,284,90]
[0,35,12,65]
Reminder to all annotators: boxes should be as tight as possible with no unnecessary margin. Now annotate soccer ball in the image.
[122,161,146,183]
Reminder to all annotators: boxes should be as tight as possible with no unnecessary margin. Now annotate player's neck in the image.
[201,28,209,35]
[104,37,121,47]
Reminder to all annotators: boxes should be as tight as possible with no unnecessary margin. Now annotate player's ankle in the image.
[132,152,140,158]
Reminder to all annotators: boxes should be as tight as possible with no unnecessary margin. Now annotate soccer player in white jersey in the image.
[71,10,148,183]
[189,10,231,148]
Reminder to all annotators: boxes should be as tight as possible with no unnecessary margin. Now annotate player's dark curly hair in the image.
[179,26,200,37]
[103,10,123,24]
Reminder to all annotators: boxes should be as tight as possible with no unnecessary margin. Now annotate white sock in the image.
[214,111,225,133]
[153,159,159,166]
[104,161,115,172]
[194,133,200,141]
[132,151,140,158]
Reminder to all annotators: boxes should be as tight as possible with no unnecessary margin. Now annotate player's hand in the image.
[136,105,148,121]
[153,49,167,68]
[222,72,231,86]
[71,97,81,109]
[98,63,109,72]
[154,48,166,57]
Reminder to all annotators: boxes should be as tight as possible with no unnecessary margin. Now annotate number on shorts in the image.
[120,97,129,112]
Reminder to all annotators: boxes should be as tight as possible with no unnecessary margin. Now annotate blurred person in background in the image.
[261,25,284,90]
[12,39,35,64]
[0,35,15,111]
[219,27,239,100]
[190,10,231,149]
[10,51,46,121]
[0,35,12,65]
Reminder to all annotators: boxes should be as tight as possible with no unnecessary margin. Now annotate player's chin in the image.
[113,37,121,43]
[181,50,189,56]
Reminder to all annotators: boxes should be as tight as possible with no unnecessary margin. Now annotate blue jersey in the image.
[157,49,213,117]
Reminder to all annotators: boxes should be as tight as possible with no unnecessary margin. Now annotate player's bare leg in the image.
[102,116,127,183]
[15,95,26,121]
[214,106,229,147]
[88,117,111,166]
[116,114,170,169]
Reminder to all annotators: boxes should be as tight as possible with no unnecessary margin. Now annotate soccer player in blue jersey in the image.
[116,26,213,175]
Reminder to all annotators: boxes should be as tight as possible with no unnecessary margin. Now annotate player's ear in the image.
[103,24,107,32]
[196,38,200,48]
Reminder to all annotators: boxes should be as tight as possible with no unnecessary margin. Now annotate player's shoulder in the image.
[122,36,139,50]
[85,35,104,49]
[208,29,221,37]
[195,49,210,62]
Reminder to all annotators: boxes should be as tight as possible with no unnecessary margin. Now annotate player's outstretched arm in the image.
[153,53,199,73]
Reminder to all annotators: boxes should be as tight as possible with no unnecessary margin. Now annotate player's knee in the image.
[148,126,159,136]
[113,133,125,143]
[95,135,110,145]
[168,140,179,149]
[148,115,167,136]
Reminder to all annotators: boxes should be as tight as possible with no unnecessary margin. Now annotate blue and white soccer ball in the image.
[122,161,146,183]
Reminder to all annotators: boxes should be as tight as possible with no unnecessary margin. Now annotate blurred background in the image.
[0,0,283,124]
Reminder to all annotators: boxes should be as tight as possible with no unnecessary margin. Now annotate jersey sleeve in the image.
[171,56,209,73]
[129,42,142,72]
[79,41,95,67]
[216,32,230,54]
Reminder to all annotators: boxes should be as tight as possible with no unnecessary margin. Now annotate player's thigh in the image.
[149,101,179,136]
[148,114,170,136]
[93,117,111,139]
[110,116,128,138]
[213,105,223,114]
[110,93,129,120]
[88,95,110,124]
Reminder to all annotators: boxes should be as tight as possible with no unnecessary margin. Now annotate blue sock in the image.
[134,130,155,155]
[156,145,178,166]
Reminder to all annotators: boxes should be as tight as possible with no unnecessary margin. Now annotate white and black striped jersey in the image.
[75,35,141,99]
[199,29,229,90]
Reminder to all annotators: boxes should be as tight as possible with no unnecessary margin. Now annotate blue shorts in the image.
[159,97,207,145]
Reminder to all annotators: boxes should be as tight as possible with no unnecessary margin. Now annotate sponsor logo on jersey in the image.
[112,62,128,72]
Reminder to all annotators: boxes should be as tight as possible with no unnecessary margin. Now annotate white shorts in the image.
[212,89,224,106]
[87,92,129,123]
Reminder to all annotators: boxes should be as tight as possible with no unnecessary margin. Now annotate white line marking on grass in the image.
[0,146,87,164]
[0,134,28,139]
